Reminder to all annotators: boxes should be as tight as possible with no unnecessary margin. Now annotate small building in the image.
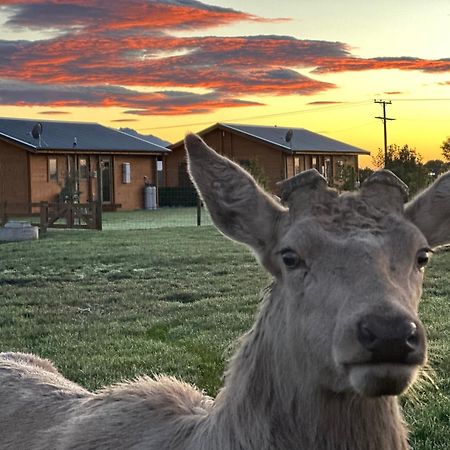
[168,123,370,192]
[0,118,170,211]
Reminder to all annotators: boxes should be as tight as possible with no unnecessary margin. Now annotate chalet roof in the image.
[171,123,369,155]
[0,118,170,154]
[220,123,370,155]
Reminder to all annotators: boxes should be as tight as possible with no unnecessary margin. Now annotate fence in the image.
[0,197,213,232]
[101,187,213,230]
[0,201,101,232]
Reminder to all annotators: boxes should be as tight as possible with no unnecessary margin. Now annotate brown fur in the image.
[1,134,449,449]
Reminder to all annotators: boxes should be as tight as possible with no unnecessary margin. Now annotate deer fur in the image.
[1,133,450,450]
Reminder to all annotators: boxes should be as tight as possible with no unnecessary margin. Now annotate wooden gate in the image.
[40,202,101,232]
[0,201,102,232]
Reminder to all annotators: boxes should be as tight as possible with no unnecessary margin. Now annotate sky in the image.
[0,0,449,167]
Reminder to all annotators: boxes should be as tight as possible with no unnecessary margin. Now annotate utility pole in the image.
[374,100,395,167]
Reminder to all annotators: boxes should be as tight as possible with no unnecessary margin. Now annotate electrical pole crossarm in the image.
[374,99,396,167]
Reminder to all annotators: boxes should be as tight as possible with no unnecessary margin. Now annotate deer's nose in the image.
[357,316,425,364]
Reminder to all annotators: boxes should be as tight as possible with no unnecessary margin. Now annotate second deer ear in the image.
[405,172,450,248]
[185,134,285,271]
[361,170,409,214]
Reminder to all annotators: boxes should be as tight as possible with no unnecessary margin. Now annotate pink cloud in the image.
[0,1,448,115]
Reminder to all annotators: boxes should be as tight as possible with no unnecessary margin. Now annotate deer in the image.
[0,133,449,449]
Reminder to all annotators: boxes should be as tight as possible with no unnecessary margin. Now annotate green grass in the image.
[3,206,213,230]
[102,207,213,230]
[0,229,449,448]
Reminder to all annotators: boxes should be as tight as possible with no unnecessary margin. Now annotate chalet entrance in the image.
[100,157,112,204]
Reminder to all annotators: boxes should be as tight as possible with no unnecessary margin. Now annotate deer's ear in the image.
[405,172,450,248]
[185,134,285,268]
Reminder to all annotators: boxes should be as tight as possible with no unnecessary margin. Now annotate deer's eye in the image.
[280,249,301,269]
[416,248,431,269]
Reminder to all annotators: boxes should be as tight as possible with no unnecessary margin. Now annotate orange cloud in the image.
[38,110,70,115]
[313,57,450,74]
[0,1,448,115]
[307,101,344,105]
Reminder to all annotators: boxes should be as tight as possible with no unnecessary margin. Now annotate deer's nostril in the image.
[406,322,419,348]
[356,316,424,364]
[357,321,378,349]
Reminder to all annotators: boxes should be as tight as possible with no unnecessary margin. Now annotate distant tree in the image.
[358,167,374,184]
[119,127,171,147]
[239,159,269,190]
[373,144,428,195]
[340,165,357,191]
[441,137,450,163]
[58,172,81,203]
[423,159,449,178]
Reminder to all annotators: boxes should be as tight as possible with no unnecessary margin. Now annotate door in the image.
[100,157,112,203]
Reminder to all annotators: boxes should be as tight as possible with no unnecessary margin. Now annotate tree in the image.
[441,137,450,163]
[358,167,374,184]
[239,159,269,190]
[372,144,429,195]
[423,159,449,178]
[340,165,356,191]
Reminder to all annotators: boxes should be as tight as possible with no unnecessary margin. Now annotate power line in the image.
[374,99,395,167]
[137,100,370,132]
[134,97,449,135]
[387,98,450,101]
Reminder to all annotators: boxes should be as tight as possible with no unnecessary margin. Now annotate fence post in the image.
[40,201,48,234]
[196,194,201,226]
[66,203,74,228]
[90,201,100,230]
[0,201,7,226]
[96,166,103,231]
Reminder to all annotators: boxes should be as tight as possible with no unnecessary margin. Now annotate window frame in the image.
[78,157,88,180]
[48,157,58,182]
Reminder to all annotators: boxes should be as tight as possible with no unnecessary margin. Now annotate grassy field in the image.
[103,207,213,230]
[0,227,449,448]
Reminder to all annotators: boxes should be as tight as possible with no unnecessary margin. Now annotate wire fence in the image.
[0,188,214,232]
[102,186,214,230]
[102,206,213,230]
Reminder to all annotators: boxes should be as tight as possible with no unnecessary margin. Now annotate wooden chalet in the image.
[0,118,170,212]
[167,123,370,192]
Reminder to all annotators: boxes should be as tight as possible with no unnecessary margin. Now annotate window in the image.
[48,157,58,182]
[238,159,251,170]
[122,162,131,184]
[78,157,88,179]
[294,156,301,174]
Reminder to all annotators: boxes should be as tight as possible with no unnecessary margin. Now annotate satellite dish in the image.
[31,122,43,140]
[285,129,293,143]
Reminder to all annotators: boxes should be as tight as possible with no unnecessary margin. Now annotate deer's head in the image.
[185,134,450,397]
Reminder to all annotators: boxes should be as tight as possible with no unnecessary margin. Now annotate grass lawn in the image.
[0,228,449,449]
[102,207,213,230]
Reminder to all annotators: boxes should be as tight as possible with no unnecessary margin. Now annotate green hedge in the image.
[159,187,198,207]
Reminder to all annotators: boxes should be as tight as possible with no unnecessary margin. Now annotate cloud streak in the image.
[0,0,448,116]
[0,79,262,115]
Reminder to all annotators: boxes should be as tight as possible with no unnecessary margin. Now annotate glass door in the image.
[100,157,112,203]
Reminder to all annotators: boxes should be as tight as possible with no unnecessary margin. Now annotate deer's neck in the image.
[210,289,410,450]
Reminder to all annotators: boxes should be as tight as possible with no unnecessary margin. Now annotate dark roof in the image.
[220,123,369,155]
[0,118,170,154]
[172,123,369,155]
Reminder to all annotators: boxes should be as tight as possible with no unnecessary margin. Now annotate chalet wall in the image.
[166,129,286,192]
[113,155,155,210]
[0,141,30,206]
[165,128,362,193]
[165,146,185,187]
[224,132,285,191]
[29,154,65,203]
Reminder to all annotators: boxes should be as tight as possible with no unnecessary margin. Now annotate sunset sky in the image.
[0,0,449,167]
